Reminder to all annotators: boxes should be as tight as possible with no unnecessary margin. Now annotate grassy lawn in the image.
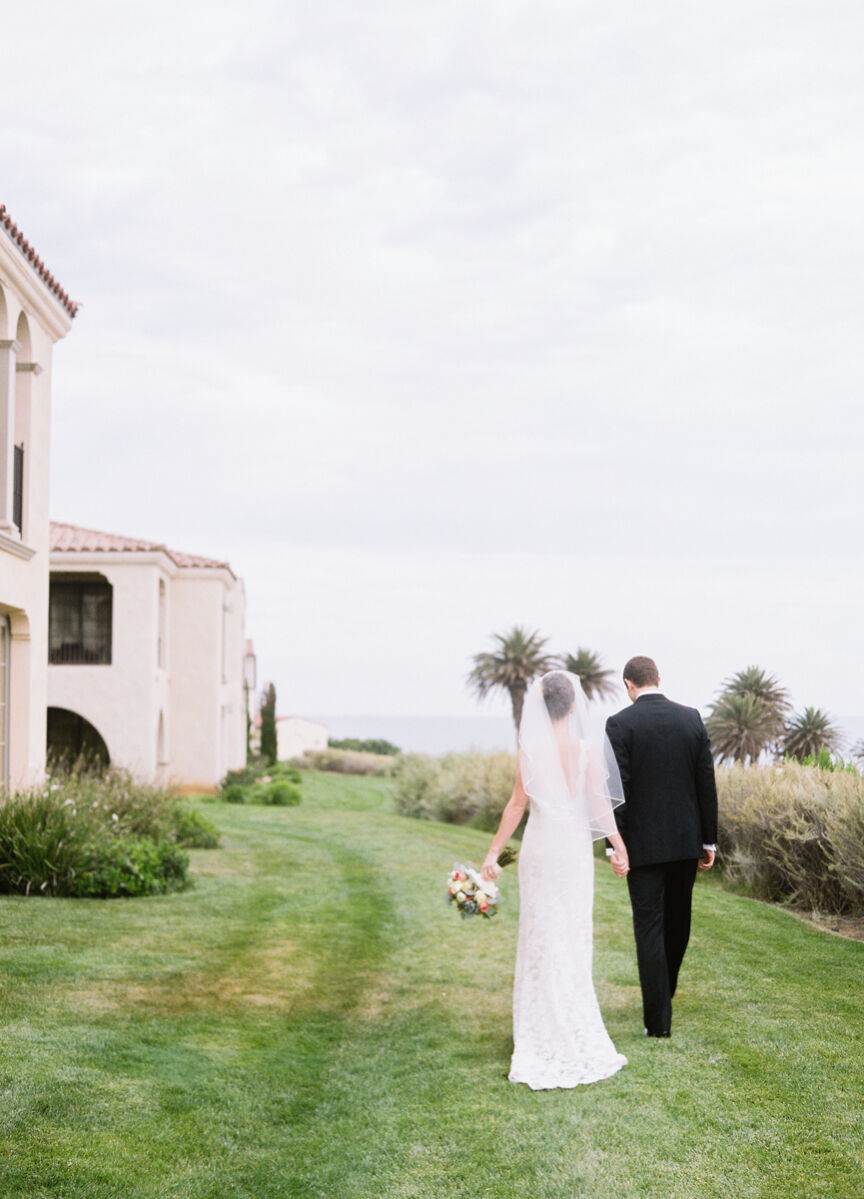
[0,772,861,1198]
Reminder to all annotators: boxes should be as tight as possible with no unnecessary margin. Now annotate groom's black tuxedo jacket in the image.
[605,694,718,869]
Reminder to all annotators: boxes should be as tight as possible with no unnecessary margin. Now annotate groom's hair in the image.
[623,656,659,688]
[542,671,575,720]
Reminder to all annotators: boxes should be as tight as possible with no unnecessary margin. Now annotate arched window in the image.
[158,578,167,669]
[157,710,167,766]
[12,311,32,538]
[49,572,113,664]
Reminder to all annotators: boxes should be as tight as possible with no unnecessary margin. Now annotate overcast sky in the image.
[2,1,862,727]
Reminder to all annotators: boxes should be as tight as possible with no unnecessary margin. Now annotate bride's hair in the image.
[541,671,575,720]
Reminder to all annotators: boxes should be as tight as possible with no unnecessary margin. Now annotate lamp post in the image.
[243,642,257,762]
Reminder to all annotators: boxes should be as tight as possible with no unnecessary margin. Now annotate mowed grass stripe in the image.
[0,772,860,1198]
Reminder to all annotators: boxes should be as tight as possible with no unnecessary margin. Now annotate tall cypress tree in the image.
[260,682,278,765]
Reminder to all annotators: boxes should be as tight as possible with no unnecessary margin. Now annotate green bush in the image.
[222,764,263,788]
[168,804,220,848]
[717,763,864,914]
[0,772,202,898]
[222,784,248,804]
[392,751,517,831]
[270,763,302,784]
[301,748,398,777]
[328,737,401,757]
[261,780,301,806]
[72,836,190,898]
[220,760,301,801]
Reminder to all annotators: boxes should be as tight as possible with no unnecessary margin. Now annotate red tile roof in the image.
[50,521,235,576]
[0,205,79,318]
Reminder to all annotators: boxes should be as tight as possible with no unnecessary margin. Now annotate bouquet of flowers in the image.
[446,847,517,920]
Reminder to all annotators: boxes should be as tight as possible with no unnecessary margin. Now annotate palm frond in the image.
[563,648,617,702]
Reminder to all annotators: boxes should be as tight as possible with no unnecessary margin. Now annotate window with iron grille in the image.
[49,580,113,665]
[12,444,23,536]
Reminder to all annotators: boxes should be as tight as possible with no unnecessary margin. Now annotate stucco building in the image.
[0,206,77,789]
[276,716,328,762]
[48,522,249,789]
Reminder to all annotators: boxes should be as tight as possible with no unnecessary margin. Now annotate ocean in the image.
[314,713,864,759]
[313,714,516,755]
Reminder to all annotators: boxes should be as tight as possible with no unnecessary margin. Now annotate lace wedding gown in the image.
[509,747,628,1090]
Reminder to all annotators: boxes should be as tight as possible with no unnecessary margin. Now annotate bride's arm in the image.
[481,761,528,881]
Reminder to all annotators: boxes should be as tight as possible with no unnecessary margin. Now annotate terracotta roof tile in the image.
[0,206,79,318]
[50,521,235,576]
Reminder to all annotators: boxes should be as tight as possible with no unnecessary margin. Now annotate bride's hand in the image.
[481,853,502,882]
[609,850,629,878]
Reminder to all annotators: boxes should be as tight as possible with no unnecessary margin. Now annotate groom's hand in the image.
[698,848,715,871]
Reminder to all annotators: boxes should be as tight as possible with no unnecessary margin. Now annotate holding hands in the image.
[609,849,629,878]
[606,831,629,878]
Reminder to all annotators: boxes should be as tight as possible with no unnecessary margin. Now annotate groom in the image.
[605,656,718,1038]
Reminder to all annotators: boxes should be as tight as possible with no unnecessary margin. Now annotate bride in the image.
[481,670,629,1089]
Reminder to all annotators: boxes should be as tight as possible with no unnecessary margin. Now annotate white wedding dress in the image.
[508,674,628,1090]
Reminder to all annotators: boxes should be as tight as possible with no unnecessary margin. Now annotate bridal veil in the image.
[519,670,625,838]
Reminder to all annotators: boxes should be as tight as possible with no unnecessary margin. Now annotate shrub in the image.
[717,763,864,915]
[220,760,301,801]
[392,751,517,831]
[71,836,190,899]
[328,737,401,756]
[260,683,278,765]
[391,754,440,819]
[797,748,859,773]
[260,780,301,806]
[300,748,398,777]
[168,804,220,848]
[0,772,202,898]
[222,764,263,788]
[270,763,302,784]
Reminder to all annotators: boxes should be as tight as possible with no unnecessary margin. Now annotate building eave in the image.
[0,206,78,340]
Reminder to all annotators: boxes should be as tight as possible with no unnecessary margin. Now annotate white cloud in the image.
[1,0,861,727]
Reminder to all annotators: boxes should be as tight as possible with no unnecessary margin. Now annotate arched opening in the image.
[47,707,110,773]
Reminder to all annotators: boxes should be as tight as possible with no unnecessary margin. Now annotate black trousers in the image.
[626,859,699,1034]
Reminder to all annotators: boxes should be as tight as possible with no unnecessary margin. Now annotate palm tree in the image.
[851,738,864,764]
[704,692,778,765]
[721,665,791,742]
[467,626,561,733]
[563,648,618,702]
[782,707,842,762]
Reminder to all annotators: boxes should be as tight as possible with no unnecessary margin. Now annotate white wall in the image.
[167,569,246,788]
[0,246,74,788]
[277,717,328,761]
[47,554,247,789]
[47,559,162,777]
